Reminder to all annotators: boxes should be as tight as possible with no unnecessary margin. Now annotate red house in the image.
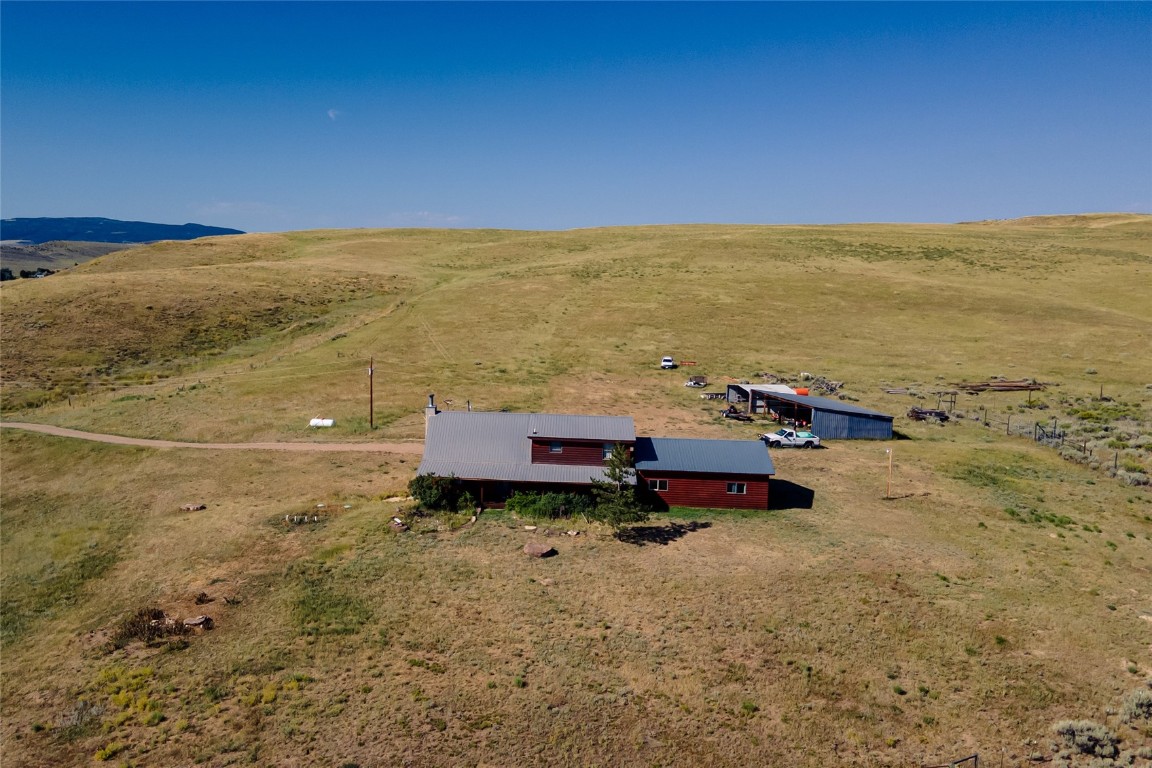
[417,409,636,507]
[417,399,775,510]
[633,437,774,510]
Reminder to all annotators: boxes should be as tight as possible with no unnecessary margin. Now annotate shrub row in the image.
[505,491,594,520]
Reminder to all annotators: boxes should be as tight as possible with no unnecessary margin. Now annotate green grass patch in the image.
[0,543,119,644]
[290,561,372,636]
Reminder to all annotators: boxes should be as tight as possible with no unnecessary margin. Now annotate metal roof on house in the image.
[739,386,893,420]
[417,459,621,485]
[633,437,775,476]
[417,411,635,485]
[526,414,635,441]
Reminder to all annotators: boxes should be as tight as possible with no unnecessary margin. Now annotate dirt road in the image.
[0,422,424,455]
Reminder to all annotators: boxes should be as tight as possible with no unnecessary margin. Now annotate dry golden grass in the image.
[1,217,1151,766]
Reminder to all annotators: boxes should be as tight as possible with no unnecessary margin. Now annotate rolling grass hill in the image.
[1,216,1151,766]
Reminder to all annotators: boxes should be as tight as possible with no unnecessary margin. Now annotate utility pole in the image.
[368,357,375,430]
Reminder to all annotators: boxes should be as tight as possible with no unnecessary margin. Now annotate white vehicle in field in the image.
[660,356,677,369]
[760,428,821,449]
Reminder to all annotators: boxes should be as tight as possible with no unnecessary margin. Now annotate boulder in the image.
[183,615,214,630]
[523,542,556,558]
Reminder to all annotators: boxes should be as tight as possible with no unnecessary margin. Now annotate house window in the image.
[549,441,563,453]
[649,479,668,492]
[726,482,747,495]
[603,443,614,460]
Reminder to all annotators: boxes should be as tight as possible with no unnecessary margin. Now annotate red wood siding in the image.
[637,470,770,510]
[531,439,630,466]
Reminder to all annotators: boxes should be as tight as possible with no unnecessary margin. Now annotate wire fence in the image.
[964,408,1130,475]
[923,754,978,768]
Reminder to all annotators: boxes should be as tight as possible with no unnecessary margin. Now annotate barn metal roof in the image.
[417,411,635,485]
[739,386,893,420]
[633,437,775,476]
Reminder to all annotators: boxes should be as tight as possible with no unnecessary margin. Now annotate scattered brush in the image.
[109,607,190,649]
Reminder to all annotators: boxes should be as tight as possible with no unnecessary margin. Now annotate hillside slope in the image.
[1,220,1151,767]
[1,220,1149,439]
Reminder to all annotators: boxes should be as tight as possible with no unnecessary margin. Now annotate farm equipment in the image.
[721,406,753,422]
[907,407,949,423]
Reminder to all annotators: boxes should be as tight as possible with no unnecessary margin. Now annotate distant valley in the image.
[0,216,245,275]
[1,216,244,244]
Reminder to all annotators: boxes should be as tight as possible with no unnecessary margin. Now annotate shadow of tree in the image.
[615,520,712,546]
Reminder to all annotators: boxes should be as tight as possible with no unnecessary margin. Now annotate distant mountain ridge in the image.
[0,217,244,244]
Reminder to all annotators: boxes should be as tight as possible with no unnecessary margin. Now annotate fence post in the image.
[1006,414,1011,435]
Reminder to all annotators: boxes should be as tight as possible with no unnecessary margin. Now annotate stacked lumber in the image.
[952,379,1047,392]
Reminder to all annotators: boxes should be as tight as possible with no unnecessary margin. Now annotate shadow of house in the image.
[768,480,815,510]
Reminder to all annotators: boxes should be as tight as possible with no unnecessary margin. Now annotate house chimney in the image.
[425,393,439,437]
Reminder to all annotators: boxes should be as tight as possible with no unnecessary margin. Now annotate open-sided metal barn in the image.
[726,384,893,440]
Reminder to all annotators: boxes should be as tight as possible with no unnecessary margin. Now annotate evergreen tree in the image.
[589,443,648,530]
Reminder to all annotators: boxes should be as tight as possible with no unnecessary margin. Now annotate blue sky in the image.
[2,2,1149,232]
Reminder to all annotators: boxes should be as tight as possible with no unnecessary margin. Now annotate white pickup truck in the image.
[760,428,821,449]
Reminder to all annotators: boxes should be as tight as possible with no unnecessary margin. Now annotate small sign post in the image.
[368,357,375,430]
[885,447,893,499]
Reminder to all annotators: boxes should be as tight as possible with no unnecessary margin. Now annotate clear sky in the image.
[2,1,1149,233]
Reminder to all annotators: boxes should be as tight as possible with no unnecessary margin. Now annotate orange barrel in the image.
[794,387,810,396]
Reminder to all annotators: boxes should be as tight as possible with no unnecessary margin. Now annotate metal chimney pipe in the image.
[424,394,438,439]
